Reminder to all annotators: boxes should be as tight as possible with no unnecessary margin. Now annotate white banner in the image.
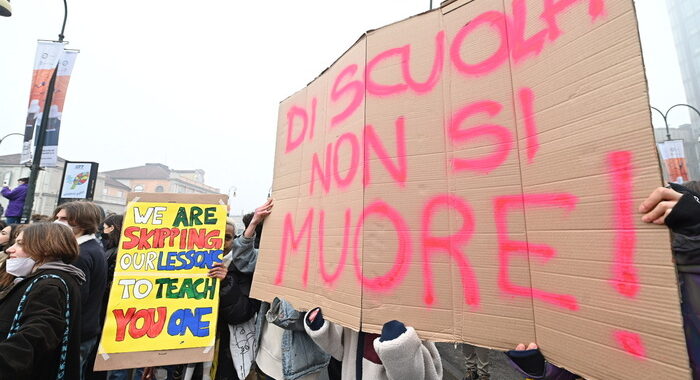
[657,140,690,183]
[40,49,79,167]
[21,41,65,164]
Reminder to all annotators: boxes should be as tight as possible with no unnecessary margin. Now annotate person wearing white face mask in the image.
[0,224,24,292]
[52,201,107,380]
[0,222,86,380]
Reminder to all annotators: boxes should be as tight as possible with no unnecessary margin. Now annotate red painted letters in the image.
[518,87,540,163]
[331,64,364,128]
[450,11,509,77]
[318,209,352,286]
[449,100,513,173]
[607,151,639,298]
[275,209,314,287]
[363,117,407,187]
[541,0,606,42]
[285,106,308,154]
[493,194,579,311]
[422,195,480,307]
[353,201,412,292]
[333,133,361,189]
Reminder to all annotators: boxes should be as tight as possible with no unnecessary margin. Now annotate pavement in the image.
[437,342,526,380]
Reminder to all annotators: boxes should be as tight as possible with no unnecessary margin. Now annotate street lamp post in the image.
[20,0,69,223]
[0,133,24,147]
[651,103,700,141]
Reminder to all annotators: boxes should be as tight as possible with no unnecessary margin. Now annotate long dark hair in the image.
[103,214,124,251]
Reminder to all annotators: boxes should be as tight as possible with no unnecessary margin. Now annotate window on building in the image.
[117,191,123,197]
[134,185,144,192]
[155,185,164,193]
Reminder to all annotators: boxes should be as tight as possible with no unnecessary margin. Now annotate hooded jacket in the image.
[0,183,28,217]
[0,262,85,380]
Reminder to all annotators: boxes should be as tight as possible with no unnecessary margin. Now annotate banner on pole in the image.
[41,49,79,167]
[657,140,690,183]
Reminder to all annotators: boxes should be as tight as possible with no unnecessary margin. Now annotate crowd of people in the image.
[0,180,698,380]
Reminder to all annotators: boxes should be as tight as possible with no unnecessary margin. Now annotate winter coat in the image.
[304,310,442,380]
[0,265,84,380]
[1,183,28,217]
[215,261,261,380]
[666,185,700,378]
[229,235,330,380]
[73,235,107,341]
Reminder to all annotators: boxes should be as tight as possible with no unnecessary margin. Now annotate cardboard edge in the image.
[93,347,214,371]
[125,192,228,205]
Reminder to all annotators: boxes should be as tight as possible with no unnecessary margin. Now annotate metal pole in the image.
[667,103,700,123]
[21,68,58,223]
[59,0,67,42]
[651,107,671,141]
[21,0,68,223]
[0,133,24,146]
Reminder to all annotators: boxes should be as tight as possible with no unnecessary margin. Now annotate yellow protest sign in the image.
[99,201,227,354]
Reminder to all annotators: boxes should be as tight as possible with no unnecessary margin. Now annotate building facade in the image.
[102,163,220,195]
[666,0,700,125]
[0,155,218,219]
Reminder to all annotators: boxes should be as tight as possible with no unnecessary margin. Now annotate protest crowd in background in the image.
[0,180,697,380]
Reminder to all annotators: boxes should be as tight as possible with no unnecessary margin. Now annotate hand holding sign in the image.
[639,187,682,224]
[245,198,274,238]
[208,262,228,280]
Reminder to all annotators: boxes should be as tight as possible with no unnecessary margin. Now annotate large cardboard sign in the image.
[95,193,228,371]
[252,0,691,378]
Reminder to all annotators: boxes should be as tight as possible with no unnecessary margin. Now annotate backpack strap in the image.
[7,274,71,380]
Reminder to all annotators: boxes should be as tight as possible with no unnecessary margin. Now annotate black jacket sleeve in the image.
[0,281,67,379]
[218,269,260,325]
[72,253,92,312]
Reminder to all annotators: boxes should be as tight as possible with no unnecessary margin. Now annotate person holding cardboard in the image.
[640,182,700,378]
[0,223,86,380]
[505,183,700,379]
[303,307,443,380]
[228,199,331,380]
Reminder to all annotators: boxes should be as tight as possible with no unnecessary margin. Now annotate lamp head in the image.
[0,0,11,17]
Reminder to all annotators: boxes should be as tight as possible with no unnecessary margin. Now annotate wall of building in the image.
[666,0,700,125]
[1,164,129,218]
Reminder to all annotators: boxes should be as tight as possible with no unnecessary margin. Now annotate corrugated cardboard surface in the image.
[251,0,690,378]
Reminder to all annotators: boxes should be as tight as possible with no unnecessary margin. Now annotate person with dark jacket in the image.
[640,182,700,378]
[1,177,28,224]
[207,221,261,380]
[0,222,86,380]
[54,201,107,380]
[100,214,123,321]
